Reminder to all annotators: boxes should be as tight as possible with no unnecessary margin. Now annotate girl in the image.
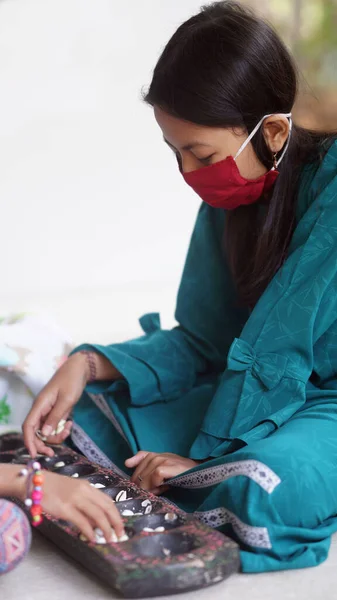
[0,462,124,574]
[23,1,337,573]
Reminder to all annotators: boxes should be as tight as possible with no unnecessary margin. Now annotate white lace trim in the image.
[169,460,280,494]
[71,422,129,479]
[88,393,130,444]
[194,507,272,549]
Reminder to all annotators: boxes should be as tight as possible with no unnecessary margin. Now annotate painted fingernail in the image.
[42,425,52,436]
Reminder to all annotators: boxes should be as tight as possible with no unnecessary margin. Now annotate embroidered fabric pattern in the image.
[71,422,129,479]
[170,460,281,493]
[194,507,272,549]
[0,500,32,574]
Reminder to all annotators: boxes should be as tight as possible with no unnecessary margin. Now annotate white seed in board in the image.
[116,490,127,502]
[79,528,129,545]
[145,505,152,515]
[141,499,151,507]
[121,510,134,516]
[21,453,44,459]
[163,548,171,556]
[54,461,65,468]
[71,473,79,478]
[164,513,177,522]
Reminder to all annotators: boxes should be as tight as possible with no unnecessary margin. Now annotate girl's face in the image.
[154,106,290,180]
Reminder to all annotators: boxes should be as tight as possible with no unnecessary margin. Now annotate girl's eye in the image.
[199,154,215,165]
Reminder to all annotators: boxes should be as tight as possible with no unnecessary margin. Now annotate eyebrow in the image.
[163,138,212,151]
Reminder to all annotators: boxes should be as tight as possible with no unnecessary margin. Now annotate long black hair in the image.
[145,1,336,307]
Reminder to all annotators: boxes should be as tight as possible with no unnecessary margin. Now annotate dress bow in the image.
[227,338,288,390]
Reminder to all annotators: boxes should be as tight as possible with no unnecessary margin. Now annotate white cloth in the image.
[0,313,72,426]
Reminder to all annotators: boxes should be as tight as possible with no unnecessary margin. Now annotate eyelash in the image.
[199,154,215,165]
[174,152,215,166]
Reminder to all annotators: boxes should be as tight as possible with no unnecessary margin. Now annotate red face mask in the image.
[183,113,292,210]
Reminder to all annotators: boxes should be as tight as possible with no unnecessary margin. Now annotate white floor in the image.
[2,531,337,600]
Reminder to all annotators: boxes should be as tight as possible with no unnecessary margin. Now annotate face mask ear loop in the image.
[234,113,292,164]
[234,114,271,161]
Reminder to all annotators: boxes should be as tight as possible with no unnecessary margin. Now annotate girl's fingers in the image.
[44,419,72,446]
[33,437,55,458]
[23,391,58,456]
[130,454,157,484]
[80,502,114,544]
[134,455,164,488]
[23,410,42,457]
[94,492,125,537]
[29,417,72,456]
[41,400,72,438]
[149,484,170,496]
[125,451,149,469]
[150,464,178,489]
[68,508,96,543]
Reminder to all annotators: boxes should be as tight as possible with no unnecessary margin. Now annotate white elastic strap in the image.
[234,112,292,167]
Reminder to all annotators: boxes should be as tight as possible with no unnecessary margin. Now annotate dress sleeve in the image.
[72,203,247,406]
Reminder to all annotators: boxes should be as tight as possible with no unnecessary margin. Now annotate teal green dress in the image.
[72,141,337,573]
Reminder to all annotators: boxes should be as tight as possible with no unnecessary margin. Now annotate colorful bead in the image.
[31,505,42,517]
[22,461,44,528]
[31,490,42,502]
[32,474,43,486]
[31,516,42,527]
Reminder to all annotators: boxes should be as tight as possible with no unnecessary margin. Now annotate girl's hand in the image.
[23,351,122,458]
[22,353,90,458]
[0,464,125,543]
[125,452,199,494]
[41,470,125,543]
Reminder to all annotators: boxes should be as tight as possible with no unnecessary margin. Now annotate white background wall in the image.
[0,0,206,343]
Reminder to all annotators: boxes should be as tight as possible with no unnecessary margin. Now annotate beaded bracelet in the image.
[19,461,44,527]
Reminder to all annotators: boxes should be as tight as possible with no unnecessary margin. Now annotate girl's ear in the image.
[262,114,291,153]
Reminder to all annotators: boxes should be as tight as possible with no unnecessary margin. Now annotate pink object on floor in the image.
[0,499,32,575]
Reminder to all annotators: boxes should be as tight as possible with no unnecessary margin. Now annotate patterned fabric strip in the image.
[194,507,272,549]
[71,422,129,479]
[88,393,130,444]
[169,459,281,493]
